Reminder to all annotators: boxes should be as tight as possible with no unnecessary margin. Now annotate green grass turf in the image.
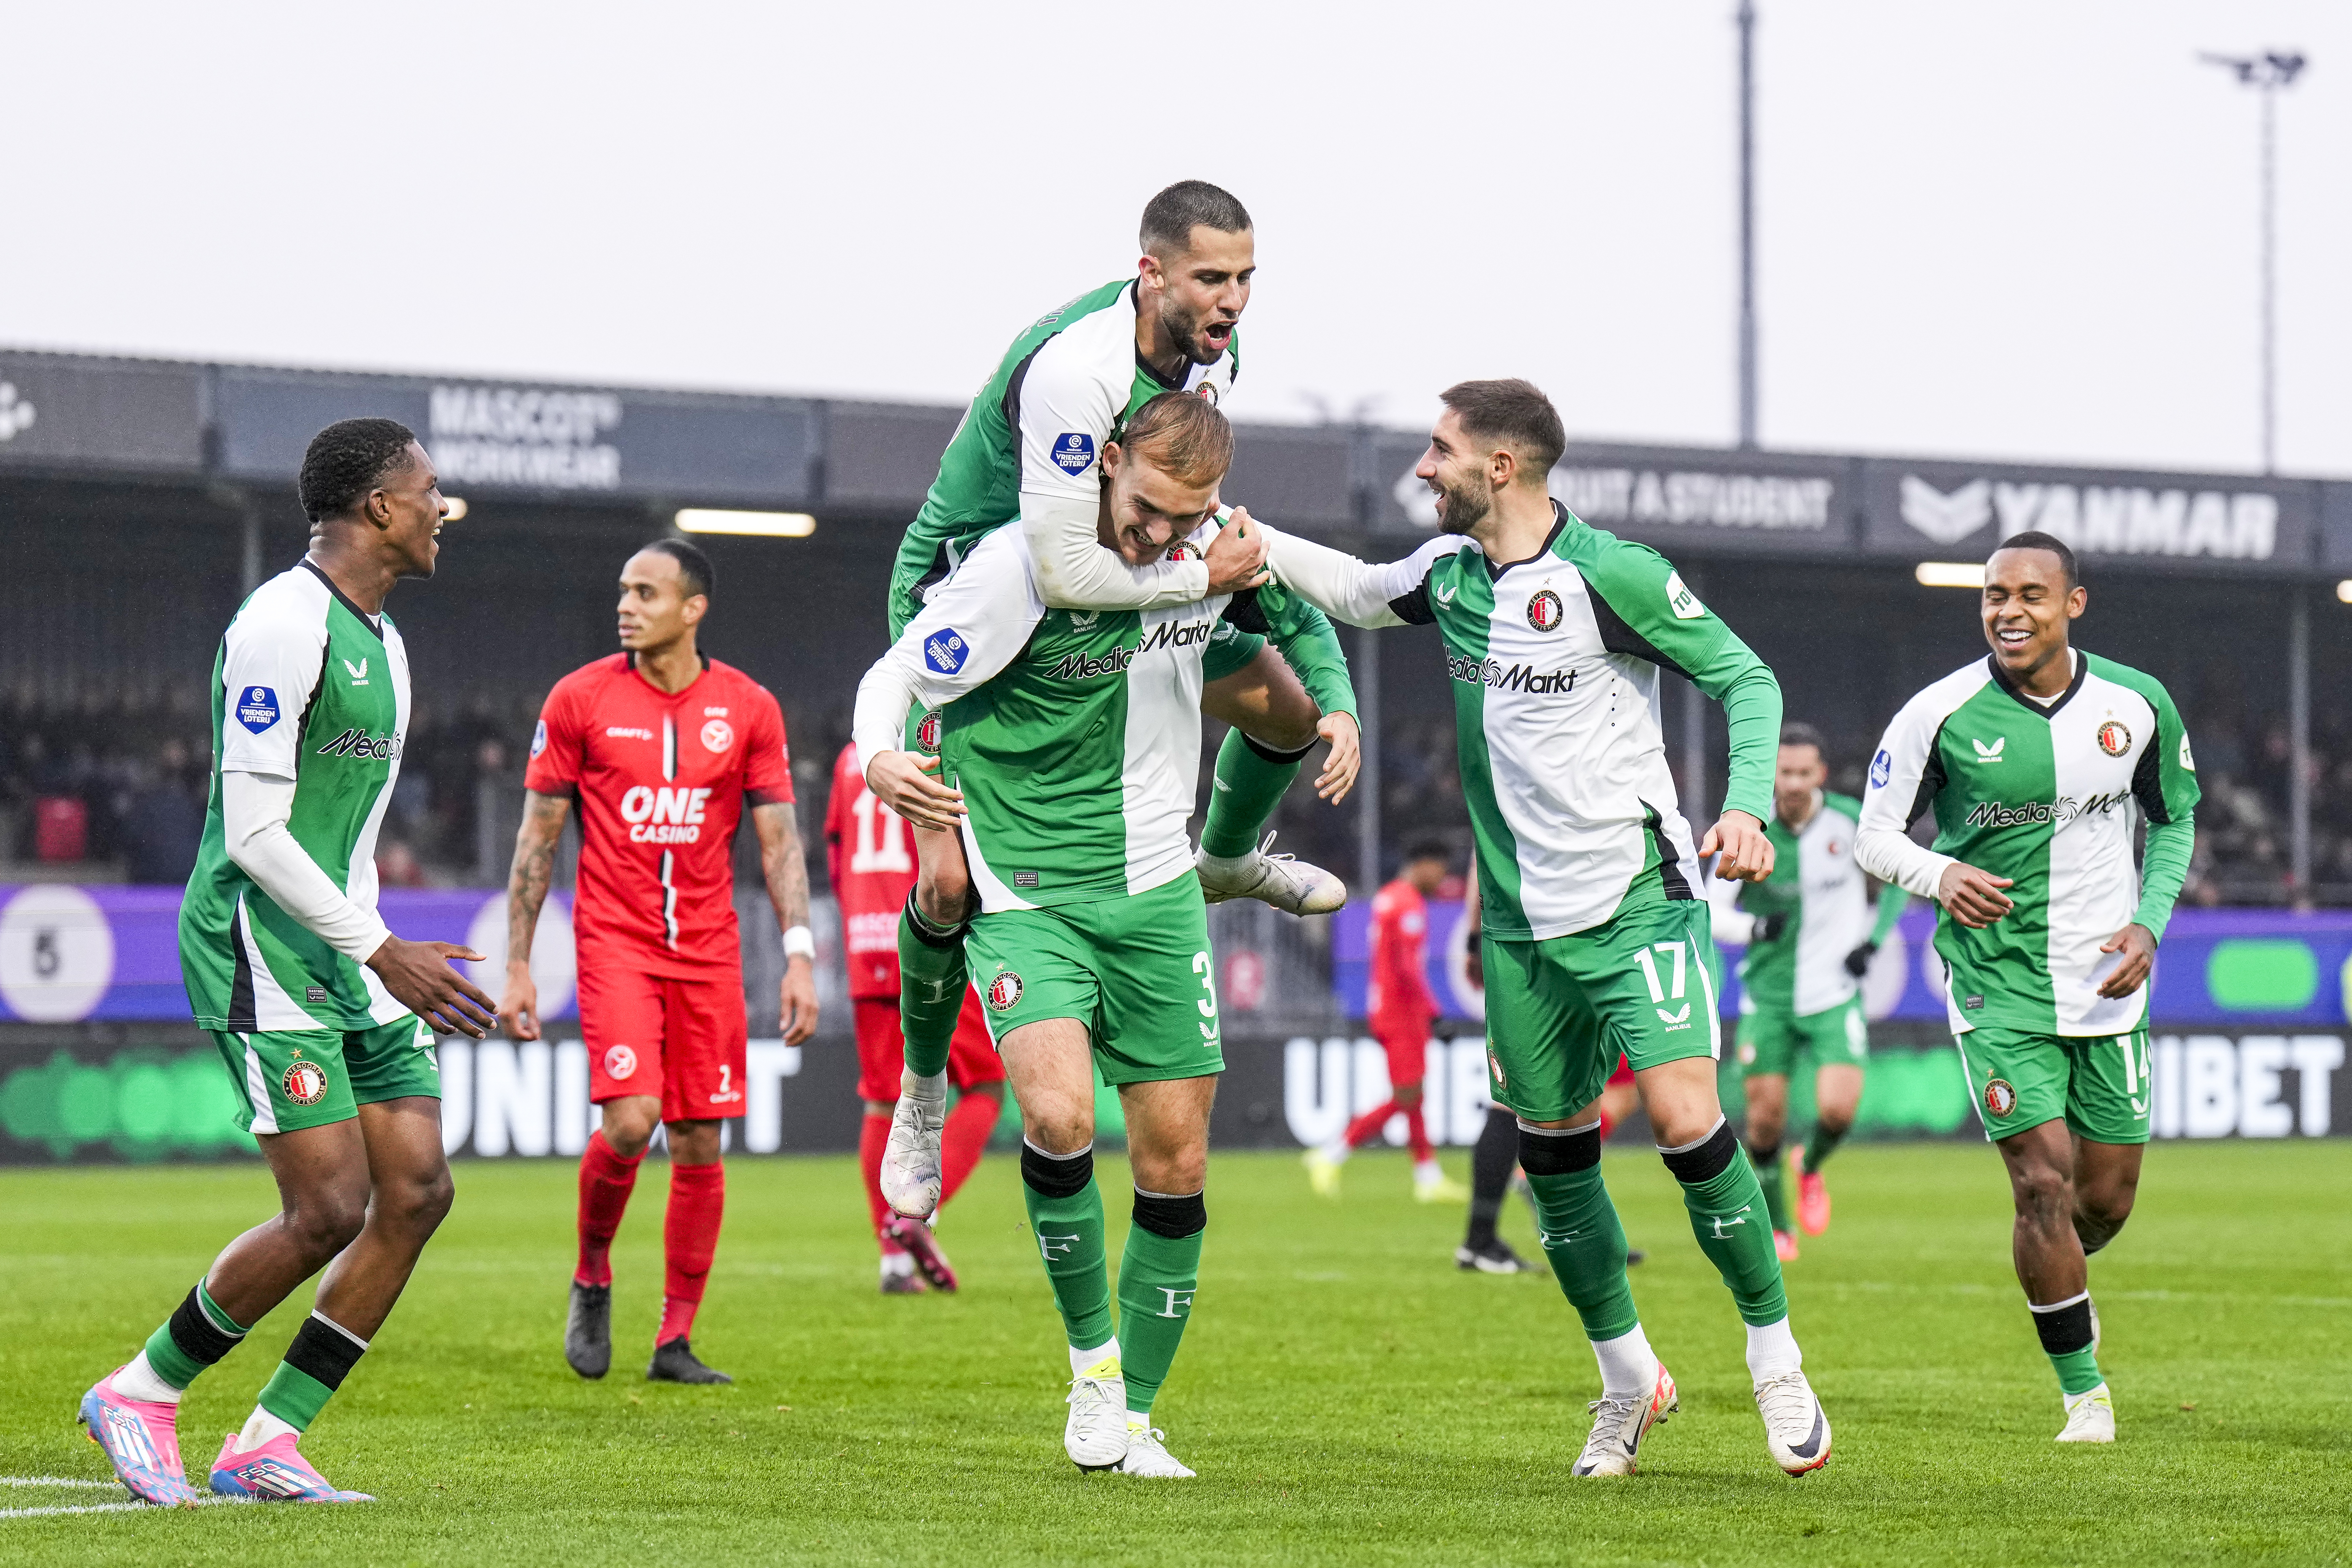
[1,1140,2347,1565]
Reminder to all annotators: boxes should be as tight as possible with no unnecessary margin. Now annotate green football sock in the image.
[1020,1147,1114,1351]
[255,1313,367,1432]
[1750,1141,1794,1233]
[141,1279,250,1390]
[1198,730,1310,859]
[1524,1165,1640,1342]
[1802,1122,1848,1176]
[2032,1297,2104,1396]
[1668,1129,1788,1327]
[897,899,968,1081]
[1115,1192,1206,1416]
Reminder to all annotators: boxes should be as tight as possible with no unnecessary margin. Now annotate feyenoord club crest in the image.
[916,710,942,754]
[1488,1047,1507,1087]
[1166,540,1199,562]
[1984,1077,2017,1118]
[604,1044,639,1081]
[282,1059,329,1106]
[1193,382,1220,406]
[986,970,1025,1012]
[1526,589,1564,632]
[701,718,734,754]
[2096,720,2132,757]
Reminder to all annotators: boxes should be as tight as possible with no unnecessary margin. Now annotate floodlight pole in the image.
[2201,49,2304,474]
[1737,0,1758,450]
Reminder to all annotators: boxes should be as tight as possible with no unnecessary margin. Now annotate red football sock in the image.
[575,1129,642,1288]
[858,1111,893,1247]
[1342,1100,1400,1149]
[938,1086,1002,1207]
[659,1161,725,1344]
[1404,1103,1433,1162]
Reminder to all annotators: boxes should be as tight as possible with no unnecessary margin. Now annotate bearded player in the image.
[824,740,1004,1292]
[502,540,819,1385]
[878,182,1360,1224]
[1857,532,2197,1444]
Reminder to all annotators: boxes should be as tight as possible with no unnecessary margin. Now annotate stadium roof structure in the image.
[3,346,2347,578]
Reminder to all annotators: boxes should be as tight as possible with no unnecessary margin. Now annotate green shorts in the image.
[963,874,1224,1086]
[1738,994,1868,1078]
[208,1015,440,1136]
[1481,886,1720,1123]
[1954,1025,2152,1145]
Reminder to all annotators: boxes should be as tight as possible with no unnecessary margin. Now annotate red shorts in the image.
[580,964,748,1123]
[853,992,1005,1104]
[1372,1020,1430,1089]
[1609,1052,1635,1088]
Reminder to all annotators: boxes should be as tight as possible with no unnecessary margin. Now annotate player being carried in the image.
[877,180,1359,1222]
[858,392,1356,1478]
[1855,532,2196,1445]
[83,420,497,1506]
[824,739,1005,1292]
[1255,379,1832,1479]
[1707,722,1908,1260]
[501,540,820,1386]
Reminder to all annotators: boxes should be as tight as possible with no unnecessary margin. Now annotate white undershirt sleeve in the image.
[1854,696,1958,902]
[1705,871,1756,944]
[1262,528,1467,628]
[854,531,1045,778]
[221,769,393,963]
[1020,491,1210,611]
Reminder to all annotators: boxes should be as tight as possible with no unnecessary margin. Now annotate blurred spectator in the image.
[123,738,205,885]
[376,838,429,889]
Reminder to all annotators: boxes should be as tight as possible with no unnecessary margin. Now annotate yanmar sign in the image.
[1864,459,2317,570]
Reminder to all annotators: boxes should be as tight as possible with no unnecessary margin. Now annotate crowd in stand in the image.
[3,692,2347,909]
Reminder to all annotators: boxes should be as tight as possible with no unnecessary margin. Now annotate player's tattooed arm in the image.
[499,789,573,1040]
[753,801,820,1046]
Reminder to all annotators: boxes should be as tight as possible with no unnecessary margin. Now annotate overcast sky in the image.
[9,1,2348,476]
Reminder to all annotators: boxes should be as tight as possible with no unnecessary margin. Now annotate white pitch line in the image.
[0,1502,148,1519]
[0,1478,125,1489]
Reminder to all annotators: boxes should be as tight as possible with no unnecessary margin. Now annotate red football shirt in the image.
[823,742,915,1001]
[524,653,793,978]
[1366,878,1438,1036]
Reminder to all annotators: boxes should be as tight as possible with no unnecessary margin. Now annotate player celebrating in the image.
[1258,379,1832,1479]
[1856,532,2196,1445]
[879,182,1360,1223]
[502,540,819,1386]
[1708,723,1907,1260]
[82,419,497,1506]
[1305,839,1467,1201]
[824,740,1005,1292]
[858,393,1355,1478]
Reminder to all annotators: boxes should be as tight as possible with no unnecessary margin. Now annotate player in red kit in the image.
[1305,841,1467,1202]
[823,742,1006,1294]
[500,540,819,1385]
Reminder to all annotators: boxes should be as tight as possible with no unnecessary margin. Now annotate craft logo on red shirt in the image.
[604,1044,638,1080]
[701,718,734,754]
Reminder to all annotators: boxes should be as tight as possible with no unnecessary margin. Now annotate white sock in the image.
[235,1406,300,1453]
[1126,1408,1152,1426]
[1745,1316,1803,1383]
[1069,1338,1120,1377]
[111,1351,182,1405]
[880,1252,915,1279]
[1320,1139,1352,1165]
[1415,1158,1444,1182]
[900,1068,946,1105]
[1590,1324,1659,1400]
[1196,848,1254,874]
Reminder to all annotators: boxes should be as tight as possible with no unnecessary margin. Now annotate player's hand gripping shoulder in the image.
[366,936,499,1038]
[2095,922,2157,998]
[1207,506,1272,596]
[1936,861,2016,929]
[1702,810,1775,883]
[866,751,966,833]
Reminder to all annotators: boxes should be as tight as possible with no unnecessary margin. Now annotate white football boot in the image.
[1197,833,1347,915]
[1064,1357,1130,1472]
[1753,1368,1833,1475]
[1118,1422,1197,1479]
[878,1073,946,1219]
[1572,1360,1678,1477]
[2056,1383,2116,1443]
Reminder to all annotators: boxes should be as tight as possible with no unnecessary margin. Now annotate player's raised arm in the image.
[1261,526,1464,628]
[1018,357,1216,612]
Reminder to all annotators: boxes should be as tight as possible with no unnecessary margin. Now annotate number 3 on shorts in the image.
[1192,951,1220,1047]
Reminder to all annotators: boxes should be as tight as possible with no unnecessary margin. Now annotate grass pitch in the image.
[2,1140,2347,1565]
